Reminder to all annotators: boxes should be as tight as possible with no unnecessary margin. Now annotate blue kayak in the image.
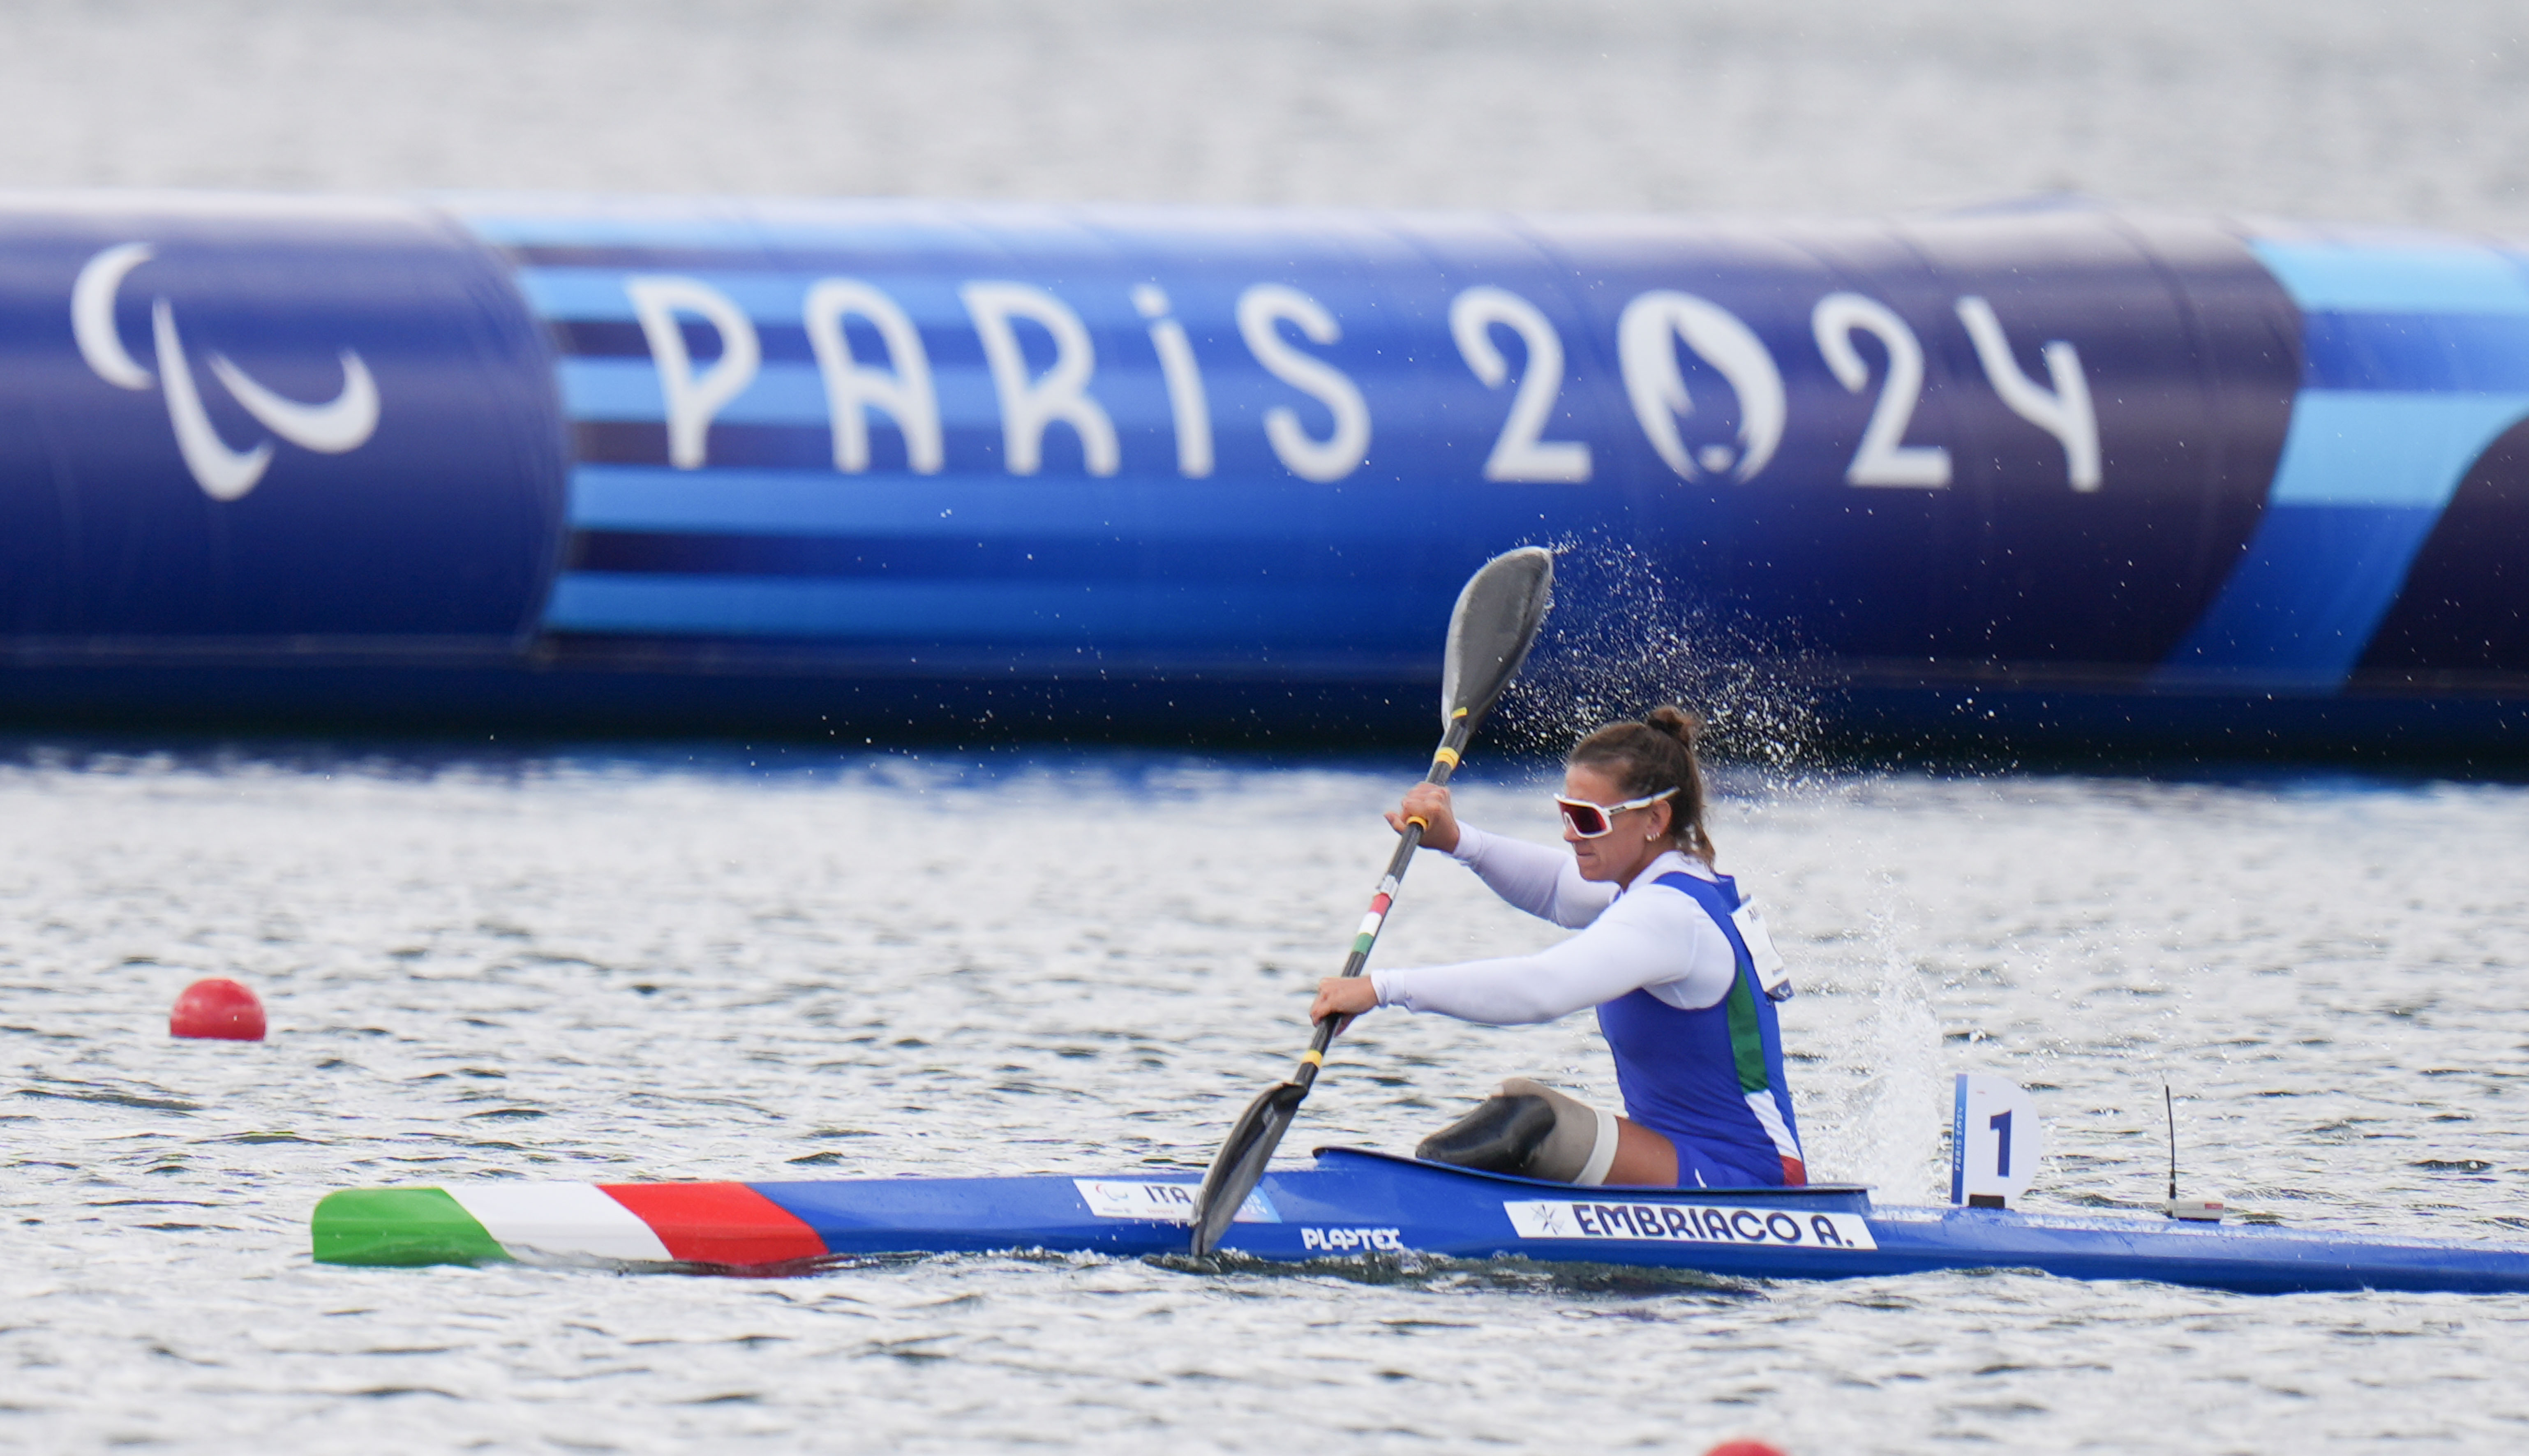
[310,1146,2529,1297]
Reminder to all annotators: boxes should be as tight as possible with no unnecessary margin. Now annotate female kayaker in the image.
[1309,706,1806,1189]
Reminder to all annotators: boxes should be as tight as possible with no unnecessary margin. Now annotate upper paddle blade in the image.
[1439,546,1555,731]
[1188,1080,1306,1255]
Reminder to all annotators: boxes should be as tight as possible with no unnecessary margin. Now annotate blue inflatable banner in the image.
[4,190,2527,752]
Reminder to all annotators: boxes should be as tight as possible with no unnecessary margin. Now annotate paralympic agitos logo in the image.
[72,242,382,501]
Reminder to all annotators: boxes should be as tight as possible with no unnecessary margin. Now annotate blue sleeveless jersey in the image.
[1594,871,1807,1188]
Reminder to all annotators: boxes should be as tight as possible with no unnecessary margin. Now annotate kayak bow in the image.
[311,1147,2529,1297]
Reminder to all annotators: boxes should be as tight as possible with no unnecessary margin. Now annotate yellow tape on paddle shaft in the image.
[1405,816,1428,829]
[1298,1049,1325,1067]
[1430,746,1460,768]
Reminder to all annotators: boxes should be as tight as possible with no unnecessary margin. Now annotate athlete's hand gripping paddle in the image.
[1188,546,1554,1256]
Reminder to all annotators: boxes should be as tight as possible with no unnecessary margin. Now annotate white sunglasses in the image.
[1555,786,1679,838]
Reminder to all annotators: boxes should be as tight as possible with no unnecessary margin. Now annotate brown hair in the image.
[1568,706,1714,862]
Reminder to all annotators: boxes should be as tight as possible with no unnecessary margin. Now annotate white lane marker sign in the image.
[1952,1073,2043,1209]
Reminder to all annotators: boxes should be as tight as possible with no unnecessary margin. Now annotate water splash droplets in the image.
[1496,536,1825,769]
[1802,902,1946,1201]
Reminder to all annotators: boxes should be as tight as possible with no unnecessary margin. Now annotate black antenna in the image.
[2164,1082,2178,1207]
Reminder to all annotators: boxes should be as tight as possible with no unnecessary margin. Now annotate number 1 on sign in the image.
[1952,1073,2041,1208]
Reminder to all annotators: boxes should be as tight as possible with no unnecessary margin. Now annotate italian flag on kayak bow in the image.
[316,1181,830,1268]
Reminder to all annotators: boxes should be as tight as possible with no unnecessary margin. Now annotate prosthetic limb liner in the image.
[1415,1077,1618,1186]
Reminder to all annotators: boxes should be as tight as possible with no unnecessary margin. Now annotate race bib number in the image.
[1503,1198,1875,1251]
[1073,1179,1279,1224]
[1730,898,1792,999]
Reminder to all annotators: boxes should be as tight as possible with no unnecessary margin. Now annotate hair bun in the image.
[1644,704,1702,749]
[1570,704,1715,863]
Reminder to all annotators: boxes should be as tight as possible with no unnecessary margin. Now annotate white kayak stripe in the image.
[446,1182,674,1263]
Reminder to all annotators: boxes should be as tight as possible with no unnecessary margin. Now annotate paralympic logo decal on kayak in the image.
[1073,1179,1279,1225]
[1504,1199,1878,1251]
[72,242,382,501]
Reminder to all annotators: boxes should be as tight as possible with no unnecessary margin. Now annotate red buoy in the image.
[1704,1444,1789,1456]
[170,978,266,1041]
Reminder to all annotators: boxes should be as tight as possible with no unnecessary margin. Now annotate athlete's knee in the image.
[1415,1076,1620,1186]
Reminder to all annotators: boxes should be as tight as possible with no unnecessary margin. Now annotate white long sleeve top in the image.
[1367,822,1742,1025]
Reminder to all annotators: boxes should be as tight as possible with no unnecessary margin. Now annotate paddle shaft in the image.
[1187,713,1480,1250]
[1191,545,1551,1255]
[1285,710,1472,1093]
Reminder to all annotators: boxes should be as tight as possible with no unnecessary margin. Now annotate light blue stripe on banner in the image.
[519,267,992,327]
[561,358,826,426]
[520,268,812,323]
[2157,505,2445,691]
[451,201,997,255]
[2266,392,2529,506]
[558,358,1169,429]
[2159,390,2529,689]
[566,466,1408,541]
[2251,240,2529,316]
[542,573,1382,641]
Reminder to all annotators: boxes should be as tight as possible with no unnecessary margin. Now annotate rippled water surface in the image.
[12,2,2529,1451]
[5,0,2529,232]
[9,748,2529,1452]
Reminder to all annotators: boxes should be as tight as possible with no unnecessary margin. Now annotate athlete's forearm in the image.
[1371,917,1672,1024]
[1448,823,1612,928]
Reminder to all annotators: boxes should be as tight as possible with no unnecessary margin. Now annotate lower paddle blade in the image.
[1439,546,1555,732]
[1189,1080,1306,1255]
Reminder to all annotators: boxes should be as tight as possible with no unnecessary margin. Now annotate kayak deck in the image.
[311,1146,2529,1297]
